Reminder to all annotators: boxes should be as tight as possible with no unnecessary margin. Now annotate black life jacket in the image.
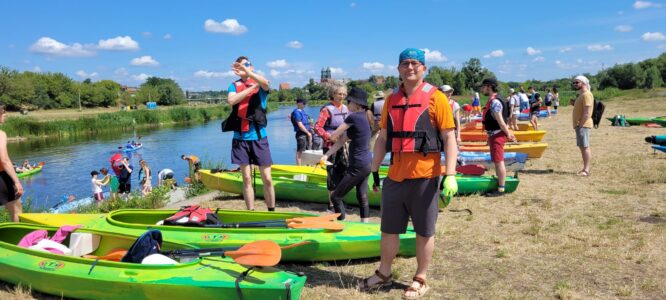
[482,94,510,132]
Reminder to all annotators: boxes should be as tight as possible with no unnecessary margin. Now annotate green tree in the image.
[138,77,185,105]
[644,65,664,89]
[461,58,487,92]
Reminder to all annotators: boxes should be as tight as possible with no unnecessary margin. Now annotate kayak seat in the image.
[83,248,127,262]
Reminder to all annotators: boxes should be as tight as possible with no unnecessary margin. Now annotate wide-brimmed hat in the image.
[346,87,368,107]
[440,85,454,92]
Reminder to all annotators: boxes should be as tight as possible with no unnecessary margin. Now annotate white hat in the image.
[574,75,591,90]
[509,88,515,93]
[440,85,454,92]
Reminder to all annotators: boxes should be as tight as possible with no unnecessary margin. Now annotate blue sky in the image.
[1,0,665,90]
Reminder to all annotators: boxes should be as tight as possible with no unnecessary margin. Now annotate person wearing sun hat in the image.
[440,84,461,144]
[320,87,372,223]
[572,75,593,177]
[357,48,458,299]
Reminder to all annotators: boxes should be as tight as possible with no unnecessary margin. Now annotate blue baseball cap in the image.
[399,48,425,65]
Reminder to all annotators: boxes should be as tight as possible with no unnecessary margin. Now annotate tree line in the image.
[1,52,664,110]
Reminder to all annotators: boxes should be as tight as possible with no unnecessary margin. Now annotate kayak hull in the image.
[460,143,548,158]
[606,117,654,125]
[653,145,666,153]
[16,166,43,179]
[21,209,418,261]
[0,223,305,300]
[460,130,546,142]
[459,151,527,171]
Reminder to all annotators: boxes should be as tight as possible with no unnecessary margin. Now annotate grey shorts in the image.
[380,177,440,237]
[575,127,590,148]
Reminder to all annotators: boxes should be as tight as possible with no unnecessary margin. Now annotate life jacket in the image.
[290,108,310,132]
[482,93,510,132]
[372,99,385,122]
[221,78,267,138]
[322,103,349,133]
[163,205,222,227]
[121,230,162,263]
[385,82,443,155]
[109,153,123,176]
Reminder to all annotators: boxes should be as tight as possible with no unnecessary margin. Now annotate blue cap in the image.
[399,48,425,65]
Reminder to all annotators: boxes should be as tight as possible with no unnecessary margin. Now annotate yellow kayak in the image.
[460,130,546,142]
[462,122,536,131]
[460,143,548,158]
[271,164,327,176]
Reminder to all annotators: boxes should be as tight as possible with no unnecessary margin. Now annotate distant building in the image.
[371,76,385,85]
[279,83,291,90]
[320,67,332,83]
[121,85,138,94]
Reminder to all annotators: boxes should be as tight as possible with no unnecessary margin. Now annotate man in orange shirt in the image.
[358,48,458,299]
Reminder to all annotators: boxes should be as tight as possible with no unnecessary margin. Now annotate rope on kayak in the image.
[87,259,100,275]
[235,267,255,300]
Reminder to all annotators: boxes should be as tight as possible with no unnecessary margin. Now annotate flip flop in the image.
[577,170,590,177]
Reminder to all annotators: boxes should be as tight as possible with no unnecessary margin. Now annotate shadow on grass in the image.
[280,262,410,292]
[518,169,574,176]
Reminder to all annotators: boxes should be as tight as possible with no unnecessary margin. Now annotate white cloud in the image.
[658,44,666,49]
[163,33,172,40]
[97,36,139,51]
[560,47,573,53]
[75,70,98,78]
[114,68,129,76]
[532,56,545,62]
[555,60,579,70]
[329,67,345,75]
[483,49,504,58]
[587,44,613,51]
[642,32,666,41]
[32,66,42,73]
[29,37,94,57]
[268,69,307,78]
[526,47,541,56]
[286,40,303,49]
[634,1,661,9]
[615,25,633,32]
[362,62,385,70]
[132,73,150,81]
[141,32,152,38]
[266,59,288,68]
[193,70,235,78]
[130,55,160,67]
[204,19,248,35]
[421,48,448,62]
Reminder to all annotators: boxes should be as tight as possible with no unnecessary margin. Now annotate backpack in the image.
[121,230,162,263]
[591,100,605,129]
[497,94,511,123]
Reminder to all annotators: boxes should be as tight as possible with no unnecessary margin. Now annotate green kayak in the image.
[16,165,44,178]
[199,169,519,208]
[606,117,656,125]
[651,117,666,127]
[19,209,417,262]
[0,223,305,300]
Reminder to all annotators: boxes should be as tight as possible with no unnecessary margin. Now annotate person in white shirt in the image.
[90,170,105,205]
[508,88,520,131]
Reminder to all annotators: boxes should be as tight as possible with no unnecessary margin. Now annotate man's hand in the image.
[231,62,251,76]
[372,171,381,192]
[14,182,24,198]
[507,132,517,142]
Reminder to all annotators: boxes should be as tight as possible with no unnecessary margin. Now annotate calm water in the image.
[8,106,322,211]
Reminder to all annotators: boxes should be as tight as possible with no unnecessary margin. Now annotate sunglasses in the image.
[243,62,252,67]
[572,81,581,85]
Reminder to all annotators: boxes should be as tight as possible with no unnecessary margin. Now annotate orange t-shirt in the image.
[380,88,455,182]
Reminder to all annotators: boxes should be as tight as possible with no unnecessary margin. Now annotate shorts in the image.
[488,131,507,163]
[93,192,104,201]
[324,147,347,191]
[512,110,520,117]
[530,110,539,117]
[554,105,559,110]
[575,127,590,148]
[118,181,131,194]
[193,162,201,172]
[109,177,119,193]
[295,132,309,152]
[231,137,273,166]
[0,171,19,205]
[380,177,440,237]
[472,105,481,111]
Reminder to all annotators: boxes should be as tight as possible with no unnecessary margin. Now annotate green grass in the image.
[74,185,171,213]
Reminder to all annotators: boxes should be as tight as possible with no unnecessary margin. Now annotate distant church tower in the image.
[320,67,332,83]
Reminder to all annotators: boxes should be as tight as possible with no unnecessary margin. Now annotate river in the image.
[9,105,322,211]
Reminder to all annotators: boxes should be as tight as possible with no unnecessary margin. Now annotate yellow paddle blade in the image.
[287,221,344,231]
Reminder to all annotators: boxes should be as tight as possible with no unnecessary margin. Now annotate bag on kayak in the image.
[121,230,162,263]
[591,100,605,129]
[163,205,222,227]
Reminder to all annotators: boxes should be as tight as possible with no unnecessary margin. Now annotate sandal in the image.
[577,170,590,177]
[358,269,393,291]
[403,276,429,300]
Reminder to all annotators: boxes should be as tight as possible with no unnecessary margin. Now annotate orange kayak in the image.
[460,130,546,142]
[460,143,548,158]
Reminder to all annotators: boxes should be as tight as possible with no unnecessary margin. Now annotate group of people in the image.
[14,160,37,173]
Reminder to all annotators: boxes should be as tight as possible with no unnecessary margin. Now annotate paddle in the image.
[164,240,281,267]
[206,214,344,231]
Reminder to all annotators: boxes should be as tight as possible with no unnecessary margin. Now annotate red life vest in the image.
[163,205,222,227]
[221,78,267,135]
[386,82,443,154]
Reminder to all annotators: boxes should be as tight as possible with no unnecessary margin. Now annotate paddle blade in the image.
[83,248,127,262]
[225,240,281,267]
[287,221,344,231]
[286,213,340,224]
